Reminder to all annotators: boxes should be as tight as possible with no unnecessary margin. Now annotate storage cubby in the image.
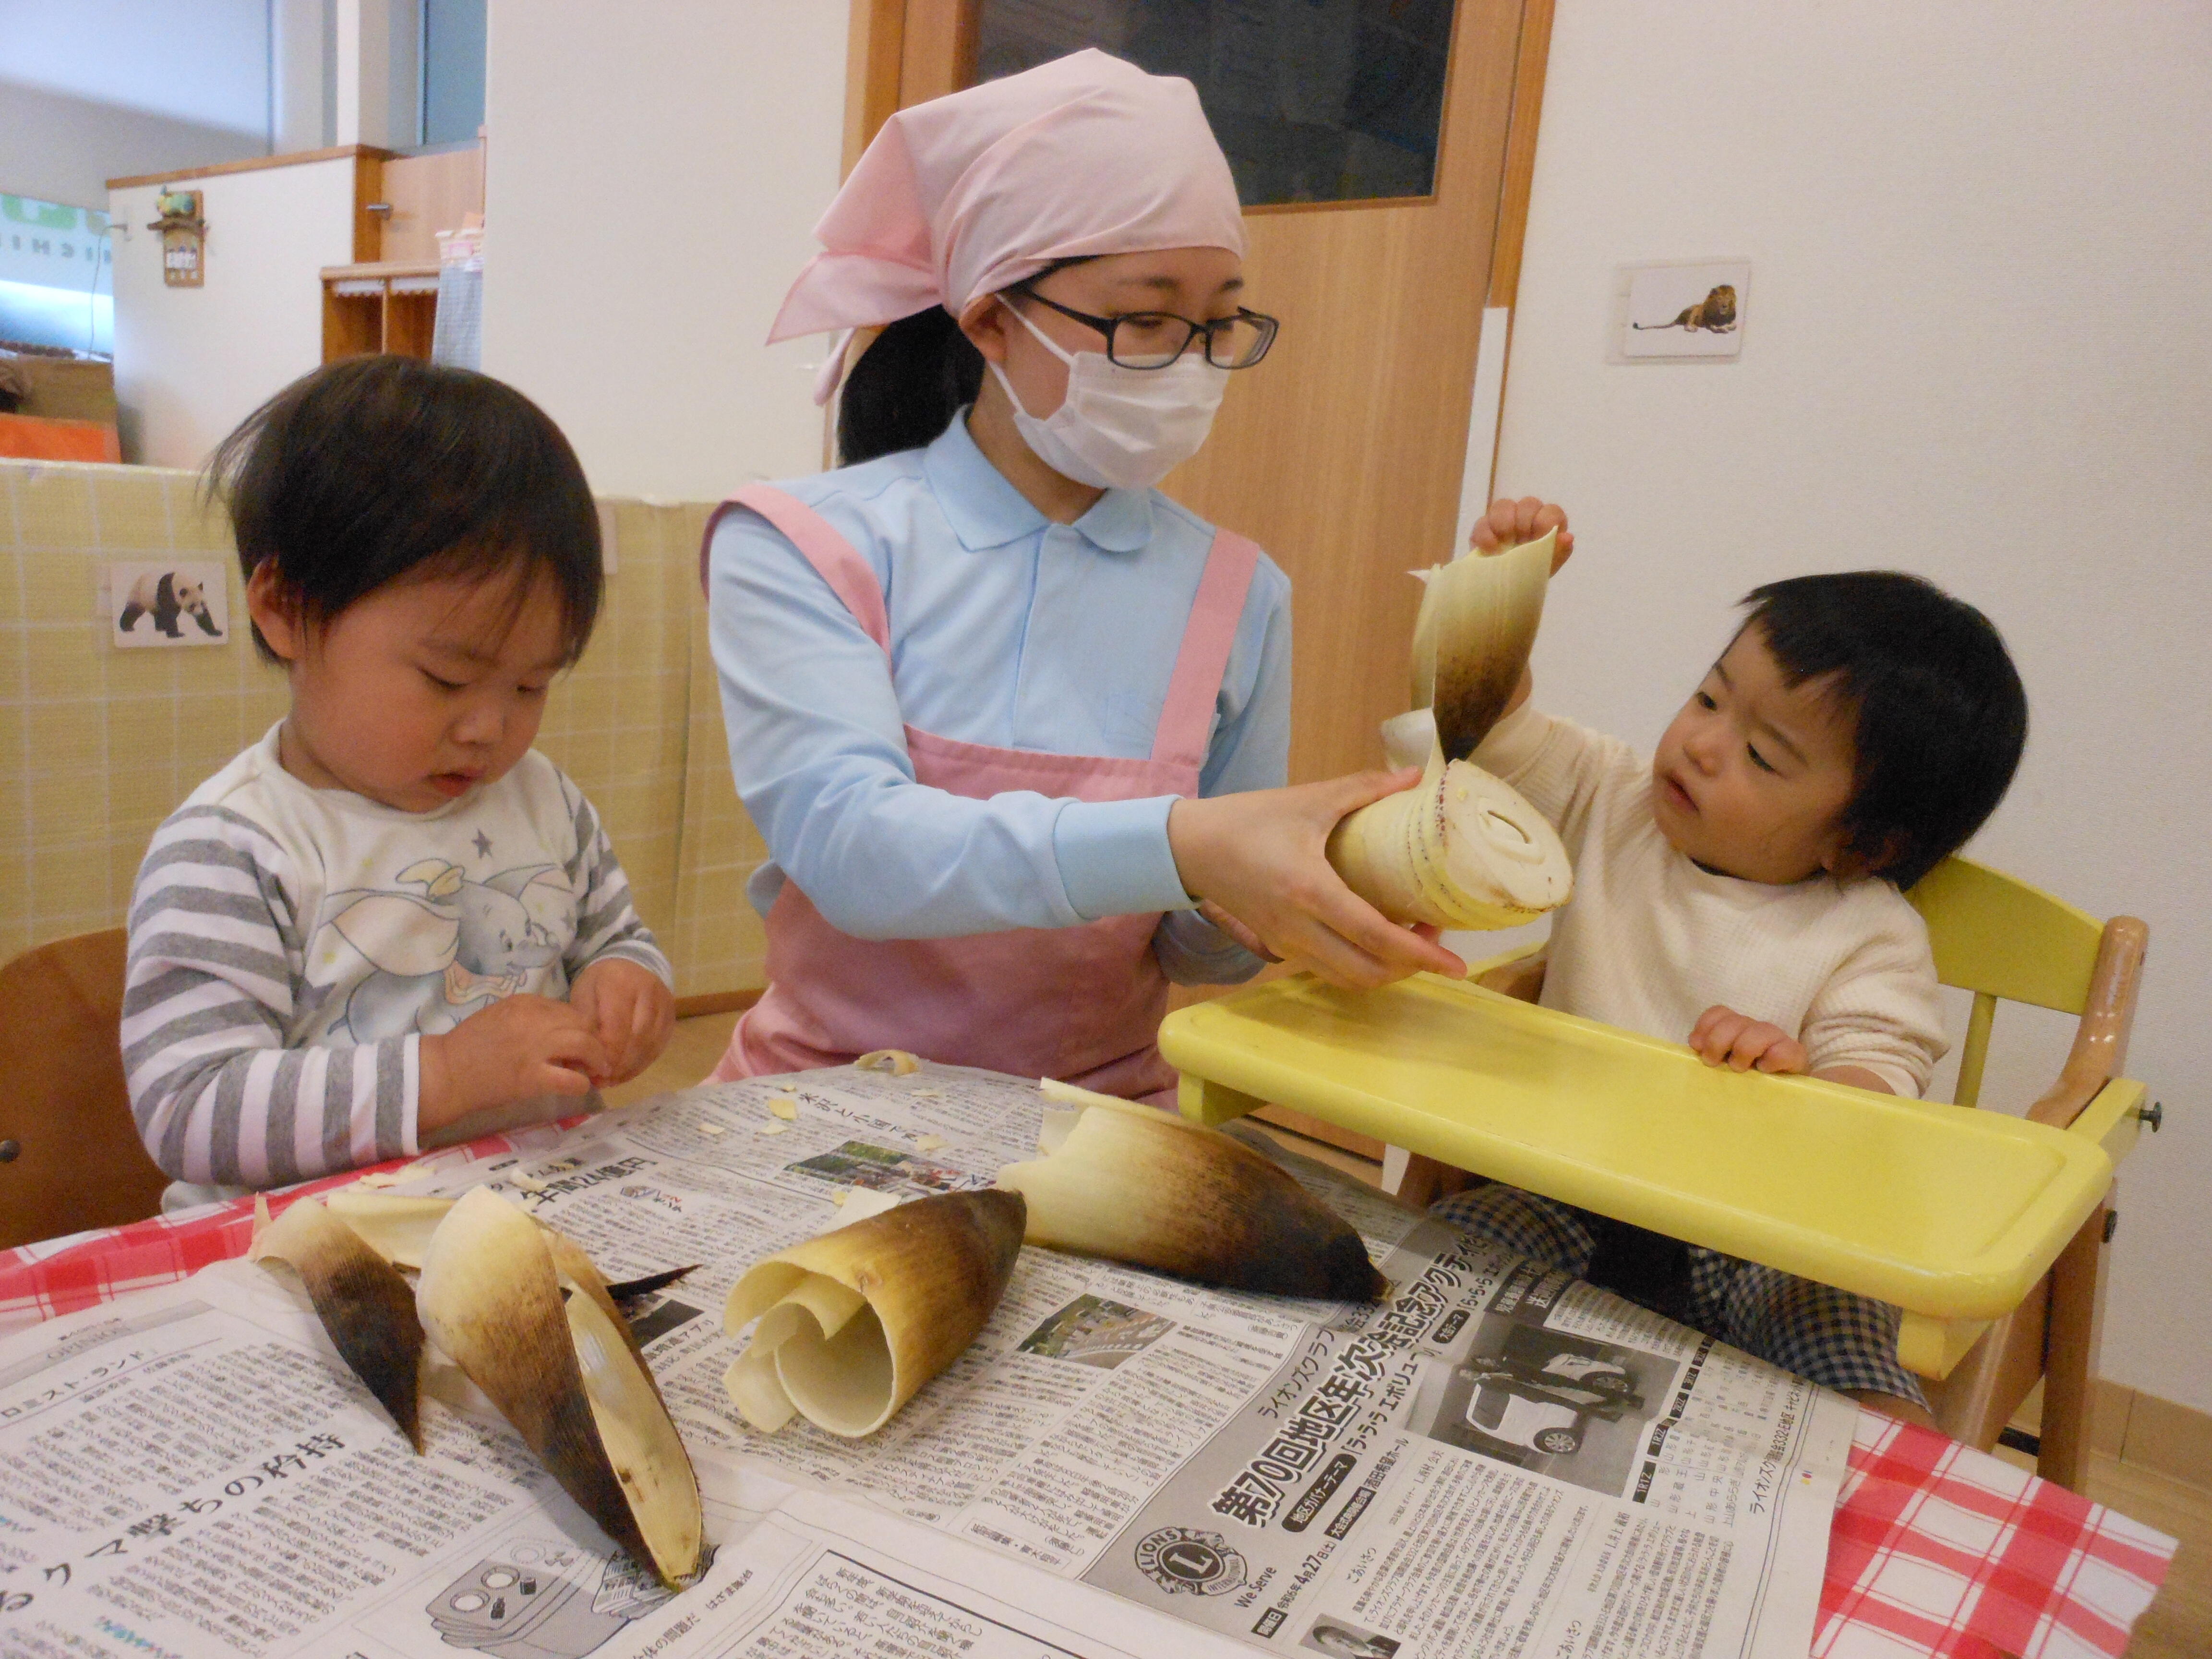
[321,263,442,361]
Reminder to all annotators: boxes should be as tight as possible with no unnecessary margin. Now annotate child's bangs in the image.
[407,539,598,665]
[1730,608,1860,703]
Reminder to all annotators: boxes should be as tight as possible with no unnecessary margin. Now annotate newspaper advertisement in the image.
[0,1065,1853,1659]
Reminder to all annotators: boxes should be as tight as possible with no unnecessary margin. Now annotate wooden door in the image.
[849,0,1553,785]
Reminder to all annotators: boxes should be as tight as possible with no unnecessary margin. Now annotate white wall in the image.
[334,0,422,148]
[1497,3,2212,1411]
[272,0,337,154]
[109,158,357,468]
[479,0,846,498]
[0,0,272,132]
[0,82,266,211]
[0,0,274,207]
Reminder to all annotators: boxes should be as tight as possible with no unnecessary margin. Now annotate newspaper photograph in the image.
[0,1065,1854,1659]
[1077,1231,1853,1659]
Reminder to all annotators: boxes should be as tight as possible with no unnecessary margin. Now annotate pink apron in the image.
[702,484,1258,1098]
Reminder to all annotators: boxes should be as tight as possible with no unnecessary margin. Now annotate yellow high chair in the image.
[1159,857,2153,1491]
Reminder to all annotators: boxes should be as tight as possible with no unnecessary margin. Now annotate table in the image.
[0,1115,2171,1659]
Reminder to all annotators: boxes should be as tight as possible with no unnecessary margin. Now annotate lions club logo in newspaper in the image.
[1134,1527,1248,1597]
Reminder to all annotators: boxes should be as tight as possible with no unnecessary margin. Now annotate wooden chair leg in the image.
[1394,1152,1447,1210]
[1389,1153,1476,1212]
[2038,1190,2111,1492]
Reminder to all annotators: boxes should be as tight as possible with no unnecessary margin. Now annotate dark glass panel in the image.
[974,0,1458,206]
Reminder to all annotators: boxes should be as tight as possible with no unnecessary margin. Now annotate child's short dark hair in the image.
[1742,571,2026,890]
[210,356,601,663]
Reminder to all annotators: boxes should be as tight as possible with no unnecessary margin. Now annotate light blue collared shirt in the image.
[707,415,1291,977]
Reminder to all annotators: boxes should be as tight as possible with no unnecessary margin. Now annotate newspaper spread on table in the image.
[0,1064,1855,1659]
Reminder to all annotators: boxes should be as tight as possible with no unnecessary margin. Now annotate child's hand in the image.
[419,994,610,1132]
[1470,496,1575,571]
[569,958,677,1086]
[1688,1005,1807,1074]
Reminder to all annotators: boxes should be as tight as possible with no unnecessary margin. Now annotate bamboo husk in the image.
[1330,530,1573,930]
[1413,530,1555,759]
[416,1187,707,1590]
[320,1190,455,1269]
[250,1196,426,1449]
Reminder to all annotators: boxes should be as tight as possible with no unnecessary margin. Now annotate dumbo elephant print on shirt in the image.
[325,857,574,1040]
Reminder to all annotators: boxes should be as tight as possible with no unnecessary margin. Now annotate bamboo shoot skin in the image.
[999,1098,1387,1301]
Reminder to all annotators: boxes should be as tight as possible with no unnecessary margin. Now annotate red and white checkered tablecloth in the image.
[0,1147,2175,1659]
[1817,1414,2174,1659]
[0,1133,540,1331]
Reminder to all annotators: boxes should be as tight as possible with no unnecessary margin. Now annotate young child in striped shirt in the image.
[125,357,675,1207]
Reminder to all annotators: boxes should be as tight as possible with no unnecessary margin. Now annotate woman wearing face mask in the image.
[705,51,1461,1096]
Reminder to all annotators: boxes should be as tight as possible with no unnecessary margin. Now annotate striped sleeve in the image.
[556,776,673,986]
[122,805,416,1185]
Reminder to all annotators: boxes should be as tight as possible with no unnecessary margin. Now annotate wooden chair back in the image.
[1903,861,2148,1482]
[1906,857,2139,1114]
[0,929,170,1251]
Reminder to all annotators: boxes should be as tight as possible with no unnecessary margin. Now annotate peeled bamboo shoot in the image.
[724,1189,1026,1438]
[1326,739,1570,928]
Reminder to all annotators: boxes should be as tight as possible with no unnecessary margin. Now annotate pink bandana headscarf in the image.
[772,49,1246,403]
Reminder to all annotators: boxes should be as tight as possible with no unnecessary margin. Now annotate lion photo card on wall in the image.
[108,560,231,648]
[1616,260,1751,361]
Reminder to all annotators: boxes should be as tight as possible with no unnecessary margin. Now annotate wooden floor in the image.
[618,1013,2210,1657]
[2070,1454,2211,1658]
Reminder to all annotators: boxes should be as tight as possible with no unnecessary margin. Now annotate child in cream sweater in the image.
[1438,500,2028,1424]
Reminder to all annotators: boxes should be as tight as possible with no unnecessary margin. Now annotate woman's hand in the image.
[1470,496,1575,572]
[1168,773,1467,990]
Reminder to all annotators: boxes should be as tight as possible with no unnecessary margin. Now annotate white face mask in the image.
[988,301,1227,491]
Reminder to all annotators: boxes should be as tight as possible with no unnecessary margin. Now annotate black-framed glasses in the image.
[1011,285,1279,371]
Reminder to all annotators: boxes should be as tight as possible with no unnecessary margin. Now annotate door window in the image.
[973,0,1459,206]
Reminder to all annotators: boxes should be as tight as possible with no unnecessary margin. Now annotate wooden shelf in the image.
[320,263,442,362]
[107,144,394,192]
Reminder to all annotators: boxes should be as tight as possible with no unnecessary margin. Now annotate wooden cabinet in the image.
[319,144,484,362]
[104,140,484,460]
[322,262,441,360]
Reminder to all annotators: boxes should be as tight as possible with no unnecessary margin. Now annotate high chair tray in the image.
[1161,973,2114,1322]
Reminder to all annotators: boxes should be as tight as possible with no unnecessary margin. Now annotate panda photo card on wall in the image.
[108,560,231,648]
